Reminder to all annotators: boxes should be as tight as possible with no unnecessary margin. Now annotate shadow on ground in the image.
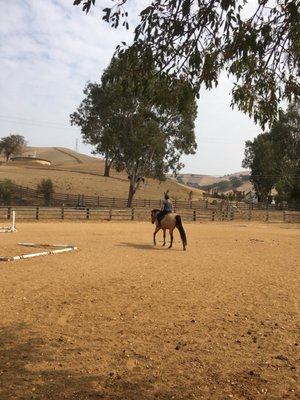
[118,242,182,251]
[0,323,180,400]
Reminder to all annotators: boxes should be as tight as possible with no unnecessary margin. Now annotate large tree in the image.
[71,52,197,207]
[242,133,278,203]
[73,0,300,128]
[70,81,122,177]
[271,103,300,205]
[0,134,27,162]
[243,102,300,204]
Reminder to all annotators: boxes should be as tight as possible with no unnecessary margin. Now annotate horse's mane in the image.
[152,208,160,214]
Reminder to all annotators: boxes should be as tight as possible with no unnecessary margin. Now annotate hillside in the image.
[0,147,205,201]
[175,171,252,193]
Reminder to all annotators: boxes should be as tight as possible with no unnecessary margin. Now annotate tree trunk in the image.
[127,184,135,208]
[126,168,144,207]
[104,162,110,177]
[103,157,113,177]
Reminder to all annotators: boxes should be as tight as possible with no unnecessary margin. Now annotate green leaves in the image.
[74,0,300,128]
[73,0,95,14]
[37,178,55,206]
[70,49,197,206]
[0,134,27,162]
[243,102,300,205]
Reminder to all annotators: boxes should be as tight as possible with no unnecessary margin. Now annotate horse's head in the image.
[151,209,160,224]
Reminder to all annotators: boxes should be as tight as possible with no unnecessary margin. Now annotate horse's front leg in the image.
[153,226,161,246]
[168,229,174,249]
[162,229,166,246]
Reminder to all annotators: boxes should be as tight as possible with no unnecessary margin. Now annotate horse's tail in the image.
[175,215,187,249]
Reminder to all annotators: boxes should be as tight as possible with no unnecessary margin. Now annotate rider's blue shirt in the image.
[163,200,173,212]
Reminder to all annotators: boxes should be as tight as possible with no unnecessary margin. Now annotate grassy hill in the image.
[175,171,252,194]
[0,147,205,201]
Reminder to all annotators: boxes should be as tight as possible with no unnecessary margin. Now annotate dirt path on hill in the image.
[0,221,299,399]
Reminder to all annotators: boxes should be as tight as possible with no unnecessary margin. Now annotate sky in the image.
[0,0,262,176]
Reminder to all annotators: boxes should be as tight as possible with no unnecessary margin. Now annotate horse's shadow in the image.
[118,242,173,251]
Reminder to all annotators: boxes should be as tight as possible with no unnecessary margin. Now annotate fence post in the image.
[109,209,112,221]
[36,207,39,220]
[86,208,90,220]
[283,211,286,222]
[248,206,252,221]
[131,208,134,221]
[7,207,11,220]
[61,206,64,220]
[211,211,215,221]
[193,209,196,221]
[265,209,269,222]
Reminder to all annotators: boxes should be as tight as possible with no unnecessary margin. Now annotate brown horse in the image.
[151,209,187,251]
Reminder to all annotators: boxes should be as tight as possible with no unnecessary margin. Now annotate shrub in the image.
[37,178,55,206]
[0,179,17,205]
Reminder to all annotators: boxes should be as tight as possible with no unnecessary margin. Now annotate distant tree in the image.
[243,102,300,204]
[0,179,17,205]
[217,180,231,192]
[271,103,300,205]
[229,176,242,189]
[243,133,278,203]
[71,51,197,207]
[74,0,300,128]
[176,176,184,184]
[37,178,55,206]
[240,174,251,182]
[0,134,27,162]
[70,81,121,177]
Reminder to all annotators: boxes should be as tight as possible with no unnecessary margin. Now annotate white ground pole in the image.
[0,243,78,262]
[0,211,17,233]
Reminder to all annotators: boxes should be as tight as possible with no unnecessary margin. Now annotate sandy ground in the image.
[0,221,299,400]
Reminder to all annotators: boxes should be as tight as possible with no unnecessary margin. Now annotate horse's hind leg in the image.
[153,227,160,246]
[168,229,174,249]
[162,229,166,246]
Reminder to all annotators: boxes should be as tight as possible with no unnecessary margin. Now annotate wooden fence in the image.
[283,211,300,223]
[0,206,232,222]
[1,206,298,223]
[1,181,297,213]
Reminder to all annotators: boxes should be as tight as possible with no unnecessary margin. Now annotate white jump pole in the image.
[0,243,77,262]
[11,211,16,232]
[0,210,17,233]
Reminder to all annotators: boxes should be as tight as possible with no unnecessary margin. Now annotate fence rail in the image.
[0,206,297,223]
[283,211,300,223]
[1,181,298,212]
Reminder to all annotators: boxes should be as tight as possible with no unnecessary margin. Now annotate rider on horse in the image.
[156,194,173,226]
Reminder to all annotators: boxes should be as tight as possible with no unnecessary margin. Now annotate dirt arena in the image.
[0,221,299,400]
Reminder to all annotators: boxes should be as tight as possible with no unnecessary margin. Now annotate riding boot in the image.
[157,217,162,229]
